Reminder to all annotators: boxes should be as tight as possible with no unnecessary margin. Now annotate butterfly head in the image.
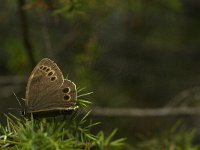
[19,109,26,117]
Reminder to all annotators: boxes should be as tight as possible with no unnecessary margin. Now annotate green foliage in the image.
[96,129,126,150]
[4,38,29,74]
[53,0,86,17]
[0,92,126,150]
[134,121,200,150]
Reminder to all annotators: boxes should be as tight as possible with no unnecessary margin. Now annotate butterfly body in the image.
[24,58,78,118]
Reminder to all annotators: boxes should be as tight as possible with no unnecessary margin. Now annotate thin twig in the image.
[1,76,200,117]
[91,107,200,117]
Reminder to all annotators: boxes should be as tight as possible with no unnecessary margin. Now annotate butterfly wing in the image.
[25,58,77,112]
[33,79,77,111]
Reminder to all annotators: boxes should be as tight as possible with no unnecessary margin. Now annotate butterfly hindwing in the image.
[60,79,77,106]
[33,79,77,111]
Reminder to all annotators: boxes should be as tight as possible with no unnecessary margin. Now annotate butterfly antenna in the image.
[12,92,22,108]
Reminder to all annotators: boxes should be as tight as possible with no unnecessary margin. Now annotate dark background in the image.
[1,0,200,147]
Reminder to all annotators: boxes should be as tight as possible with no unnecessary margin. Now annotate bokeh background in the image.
[1,0,200,148]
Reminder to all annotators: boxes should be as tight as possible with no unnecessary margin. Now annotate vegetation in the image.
[133,121,200,150]
[0,91,126,150]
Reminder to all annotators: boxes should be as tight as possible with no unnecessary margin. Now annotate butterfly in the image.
[21,58,78,118]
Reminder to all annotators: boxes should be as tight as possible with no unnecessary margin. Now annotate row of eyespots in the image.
[39,65,57,81]
[62,87,71,101]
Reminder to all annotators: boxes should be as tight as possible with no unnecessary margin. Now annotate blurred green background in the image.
[1,0,200,148]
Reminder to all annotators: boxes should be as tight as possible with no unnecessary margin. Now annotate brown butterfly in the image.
[22,58,78,118]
